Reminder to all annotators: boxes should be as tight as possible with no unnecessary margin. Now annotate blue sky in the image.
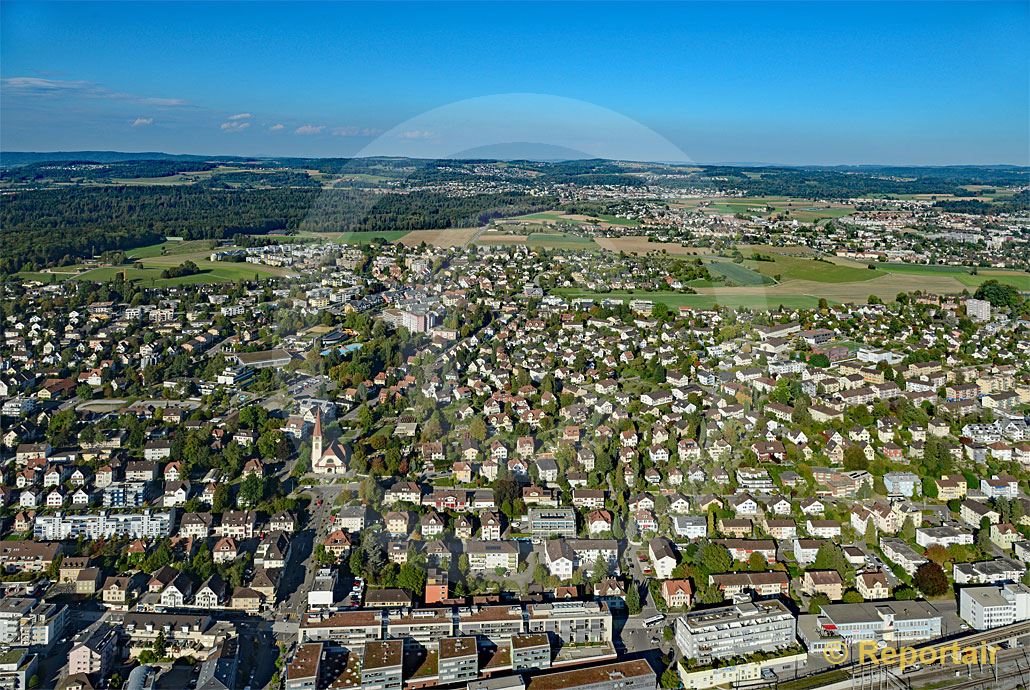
[2,1,1027,164]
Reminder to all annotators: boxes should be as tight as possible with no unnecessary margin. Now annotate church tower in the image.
[311,410,323,463]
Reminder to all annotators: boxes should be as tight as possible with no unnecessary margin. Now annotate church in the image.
[311,411,349,475]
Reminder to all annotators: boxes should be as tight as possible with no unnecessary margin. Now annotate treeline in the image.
[933,190,1030,215]
[1,160,217,182]
[1,185,556,273]
[695,166,1029,199]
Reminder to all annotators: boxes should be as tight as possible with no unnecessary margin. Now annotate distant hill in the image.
[0,151,247,166]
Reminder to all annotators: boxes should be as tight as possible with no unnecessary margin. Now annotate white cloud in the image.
[332,126,381,137]
[227,113,253,121]
[294,124,324,135]
[398,129,434,140]
[220,120,251,132]
[131,117,154,127]
[269,123,285,132]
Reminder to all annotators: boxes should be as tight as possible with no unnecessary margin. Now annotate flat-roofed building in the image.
[511,632,551,671]
[438,636,479,685]
[524,659,655,690]
[709,571,790,599]
[953,557,1025,585]
[465,540,519,574]
[816,601,941,645]
[362,639,403,690]
[299,609,384,650]
[960,583,1030,630]
[386,608,453,646]
[526,601,612,644]
[457,605,525,645]
[528,508,577,538]
[674,600,796,664]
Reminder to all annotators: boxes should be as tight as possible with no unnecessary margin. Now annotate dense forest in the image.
[0,185,555,273]
[932,189,1030,215]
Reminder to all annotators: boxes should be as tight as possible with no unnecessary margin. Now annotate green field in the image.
[703,197,854,222]
[71,260,283,285]
[706,261,775,286]
[748,254,881,283]
[126,239,218,259]
[877,263,1030,290]
[553,288,826,310]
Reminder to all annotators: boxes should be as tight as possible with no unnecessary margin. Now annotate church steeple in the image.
[312,409,323,462]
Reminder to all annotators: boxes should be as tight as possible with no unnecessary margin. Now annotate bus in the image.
[644,614,666,627]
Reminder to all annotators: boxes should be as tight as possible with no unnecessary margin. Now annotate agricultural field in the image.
[874,263,1030,290]
[698,197,855,222]
[705,261,774,286]
[476,232,598,250]
[552,288,826,310]
[398,228,479,247]
[503,210,641,228]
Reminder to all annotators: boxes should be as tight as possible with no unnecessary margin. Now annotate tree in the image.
[974,279,1022,309]
[843,445,868,471]
[808,593,830,614]
[976,516,992,552]
[153,630,167,659]
[398,562,428,595]
[660,666,680,689]
[239,473,264,506]
[894,585,917,600]
[812,543,851,579]
[842,590,864,603]
[913,562,949,597]
[469,416,487,443]
[626,584,642,614]
[923,544,951,567]
[212,484,231,513]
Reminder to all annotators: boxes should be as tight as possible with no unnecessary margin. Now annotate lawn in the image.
[552,288,825,310]
[706,261,775,286]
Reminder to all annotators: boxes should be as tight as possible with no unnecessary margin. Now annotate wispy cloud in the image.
[131,117,154,127]
[332,125,381,137]
[220,120,251,132]
[294,124,324,135]
[227,112,253,121]
[142,97,189,107]
[269,123,285,132]
[3,76,188,107]
[398,129,434,140]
